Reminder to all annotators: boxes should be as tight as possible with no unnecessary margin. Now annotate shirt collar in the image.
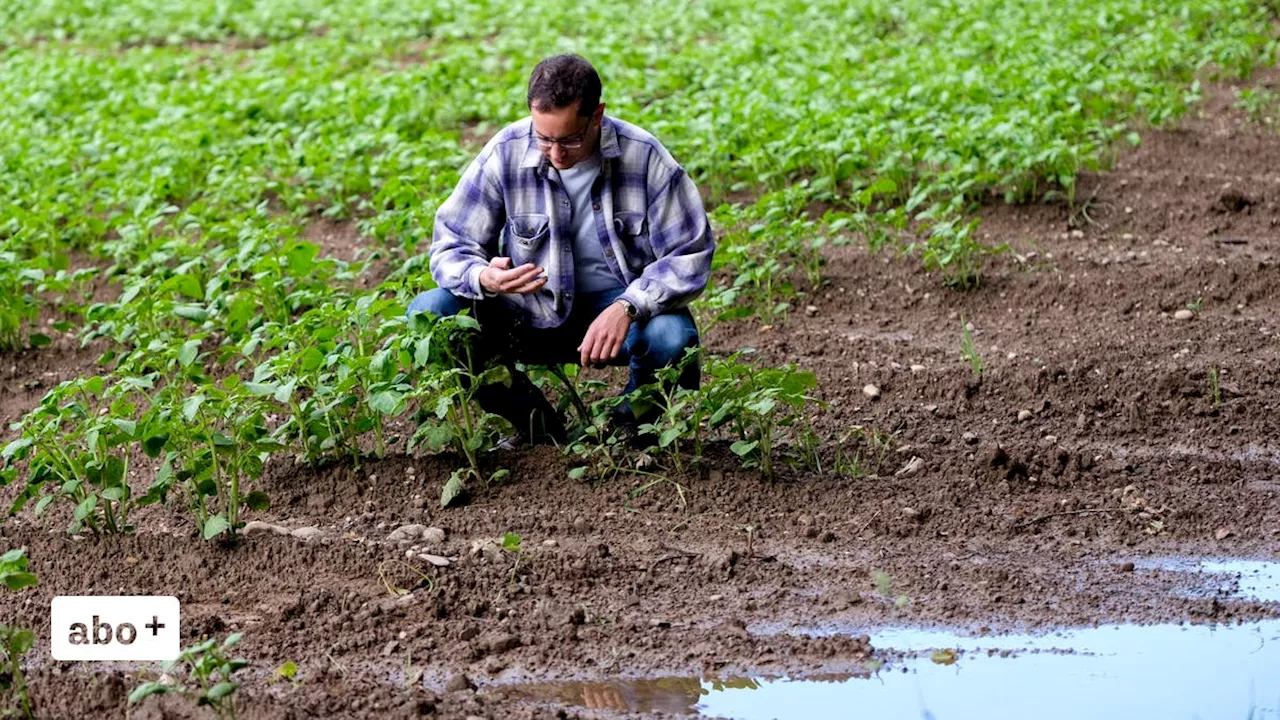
[520,115,623,172]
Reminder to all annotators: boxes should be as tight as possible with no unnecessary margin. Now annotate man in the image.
[407,54,714,446]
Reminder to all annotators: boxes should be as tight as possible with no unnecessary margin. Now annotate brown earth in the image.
[2,77,1280,719]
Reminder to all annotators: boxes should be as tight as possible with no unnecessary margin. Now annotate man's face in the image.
[531,101,603,170]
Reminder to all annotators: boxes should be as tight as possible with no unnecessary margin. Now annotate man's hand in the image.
[578,301,631,367]
[479,256,547,295]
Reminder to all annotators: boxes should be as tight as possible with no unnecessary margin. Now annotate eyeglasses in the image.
[533,122,592,150]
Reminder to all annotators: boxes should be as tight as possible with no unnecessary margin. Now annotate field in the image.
[1,0,1280,718]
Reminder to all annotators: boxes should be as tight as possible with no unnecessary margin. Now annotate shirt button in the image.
[592,203,600,211]
[561,200,569,207]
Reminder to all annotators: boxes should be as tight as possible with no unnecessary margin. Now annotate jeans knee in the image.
[406,288,464,320]
[641,313,699,367]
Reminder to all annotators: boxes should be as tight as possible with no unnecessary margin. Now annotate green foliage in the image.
[703,353,819,481]
[130,632,248,720]
[0,549,38,719]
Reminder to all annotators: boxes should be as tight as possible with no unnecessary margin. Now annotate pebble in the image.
[962,432,978,445]
[1174,309,1195,321]
[382,640,399,656]
[805,305,819,317]
[243,521,290,537]
[573,517,588,532]
[1119,562,1135,573]
[902,507,919,519]
[444,672,473,693]
[542,539,558,547]
[1017,410,1033,422]
[389,524,429,542]
[910,364,925,372]
[291,526,323,542]
[421,527,446,546]
[418,554,451,567]
[862,384,881,399]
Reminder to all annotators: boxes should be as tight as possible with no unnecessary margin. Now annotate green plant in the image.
[703,353,819,481]
[831,426,894,478]
[0,549,38,720]
[401,313,514,507]
[1186,296,1204,313]
[1208,367,1223,407]
[873,569,910,610]
[1,375,170,535]
[960,321,983,378]
[129,632,249,720]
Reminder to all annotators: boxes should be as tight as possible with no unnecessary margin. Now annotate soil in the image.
[2,77,1280,720]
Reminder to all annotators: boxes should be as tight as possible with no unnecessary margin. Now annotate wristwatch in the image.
[615,298,638,319]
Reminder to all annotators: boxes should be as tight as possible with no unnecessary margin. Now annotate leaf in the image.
[244,491,270,512]
[244,381,278,397]
[274,661,298,680]
[29,333,51,347]
[74,495,98,521]
[143,434,169,458]
[568,467,588,480]
[11,628,34,654]
[368,390,404,415]
[1,438,33,461]
[203,514,231,539]
[129,682,173,705]
[658,427,682,448]
[173,305,209,323]
[111,418,138,437]
[183,395,204,423]
[102,485,129,502]
[178,339,201,368]
[1,571,37,592]
[730,440,759,456]
[34,494,56,517]
[440,471,467,508]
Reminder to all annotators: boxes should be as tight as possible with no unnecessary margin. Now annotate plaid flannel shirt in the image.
[429,115,714,329]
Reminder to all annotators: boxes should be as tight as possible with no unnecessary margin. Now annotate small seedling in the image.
[960,321,983,377]
[1208,367,1222,407]
[1186,296,1203,313]
[129,633,249,720]
[872,569,910,610]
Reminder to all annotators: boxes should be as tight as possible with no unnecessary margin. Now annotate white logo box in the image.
[50,596,180,661]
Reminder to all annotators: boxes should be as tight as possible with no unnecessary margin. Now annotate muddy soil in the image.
[2,78,1279,719]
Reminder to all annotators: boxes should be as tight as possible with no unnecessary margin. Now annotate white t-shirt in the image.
[555,152,623,293]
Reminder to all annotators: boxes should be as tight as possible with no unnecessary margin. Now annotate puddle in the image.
[1136,557,1280,603]
[491,620,1280,718]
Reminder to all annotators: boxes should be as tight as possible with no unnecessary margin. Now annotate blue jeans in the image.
[406,287,700,439]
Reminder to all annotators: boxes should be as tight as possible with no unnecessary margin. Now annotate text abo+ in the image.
[51,596,180,661]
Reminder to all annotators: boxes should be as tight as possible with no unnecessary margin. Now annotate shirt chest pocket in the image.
[504,213,550,263]
[612,211,653,269]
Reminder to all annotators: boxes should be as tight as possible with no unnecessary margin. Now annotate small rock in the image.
[418,554,451,567]
[573,517,588,532]
[243,521,290,537]
[895,456,924,477]
[389,524,429,543]
[902,507,919,519]
[1017,410,1033,422]
[542,539,558,547]
[1119,562,1135,572]
[962,432,978,445]
[444,672,473,693]
[1214,527,1233,541]
[421,527,446,546]
[382,640,399,657]
[291,526,323,542]
[910,364,926,372]
[805,305,819,317]
[484,633,520,655]
[1174,309,1195,321]
[863,384,881,399]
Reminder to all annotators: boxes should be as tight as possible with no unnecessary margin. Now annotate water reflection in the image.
[493,620,1280,719]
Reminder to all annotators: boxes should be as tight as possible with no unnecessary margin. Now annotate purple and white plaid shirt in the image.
[429,115,714,328]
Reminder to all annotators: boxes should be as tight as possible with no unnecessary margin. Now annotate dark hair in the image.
[526,54,601,117]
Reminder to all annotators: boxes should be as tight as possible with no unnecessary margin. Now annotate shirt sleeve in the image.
[429,154,505,299]
[618,167,714,320]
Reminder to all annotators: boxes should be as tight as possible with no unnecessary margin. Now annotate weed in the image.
[1186,296,1204,313]
[1208,367,1223,408]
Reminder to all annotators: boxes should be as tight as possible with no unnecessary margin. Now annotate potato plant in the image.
[0,549,38,720]
[130,632,249,720]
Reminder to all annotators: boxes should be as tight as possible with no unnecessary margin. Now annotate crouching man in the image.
[407,54,714,446]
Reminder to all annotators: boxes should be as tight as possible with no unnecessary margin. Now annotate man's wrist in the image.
[613,297,638,319]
